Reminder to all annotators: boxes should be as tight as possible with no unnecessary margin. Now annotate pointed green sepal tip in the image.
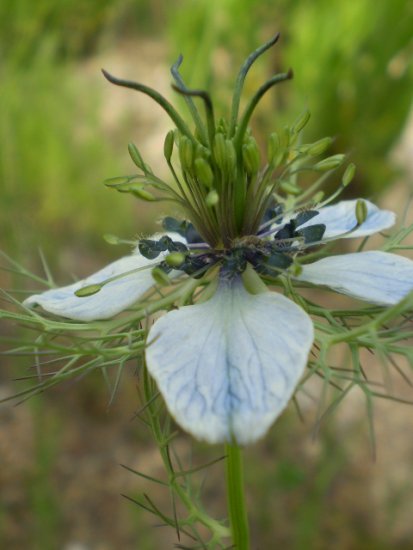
[355,199,368,225]
[75,284,102,297]
[342,163,356,187]
[163,130,175,162]
[165,252,186,268]
[128,143,146,171]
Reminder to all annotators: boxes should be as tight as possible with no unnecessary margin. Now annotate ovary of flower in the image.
[23,199,413,444]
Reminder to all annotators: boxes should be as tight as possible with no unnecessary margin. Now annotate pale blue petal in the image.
[146,278,314,444]
[23,232,184,321]
[23,254,158,321]
[299,199,396,239]
[298,251,413,305]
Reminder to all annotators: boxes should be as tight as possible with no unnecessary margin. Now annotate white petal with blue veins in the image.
[299,199,396,239]
[23,254,159,321]
[23,232,184,321]
[146,278,314,444]
[298,251,413,306]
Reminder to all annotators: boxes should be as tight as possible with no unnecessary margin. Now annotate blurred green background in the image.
[1,0,413,548]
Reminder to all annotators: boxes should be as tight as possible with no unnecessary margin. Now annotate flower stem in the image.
[142,366,230,542]
[225,444,250,549]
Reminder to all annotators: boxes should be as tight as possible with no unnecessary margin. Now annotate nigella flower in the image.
[23,36,413,444]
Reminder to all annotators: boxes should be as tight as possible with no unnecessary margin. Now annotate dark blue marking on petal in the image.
[296,223,326,244]
[162,216,204,244]
[294,210,319,227]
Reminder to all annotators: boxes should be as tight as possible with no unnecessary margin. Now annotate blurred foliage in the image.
[283,0,413,195]
[1,0,412,258]
[0,56,129,258]
[0,0,169,262]
[170,0,413,195]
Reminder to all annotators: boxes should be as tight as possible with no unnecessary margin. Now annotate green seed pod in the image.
[151,267,171,286]
[313,154,345,171]
[163,130,175,163]
[291,109,311,135]
[300,137,333,156]
[194,157,214,188]
[355,199,368,225]
[165,252,186,268]
[342,163,356,187]
[75,284,102,297]
[242,139,261,175]
[206,189,219,206]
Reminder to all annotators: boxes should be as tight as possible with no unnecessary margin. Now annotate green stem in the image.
[225,444,250,549]
[142,366,229,541]
[229,33,280,136]
[101,69,194,140]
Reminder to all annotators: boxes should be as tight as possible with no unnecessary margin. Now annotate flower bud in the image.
[242,139,261,175]
[355,199,368,225]
[214,134,236,174]
[299,137,333,156]
[342,163,356,187]
[313,154,345,171]
[163,130,175,163]
[206,189,219,206]
[179,136,194,172]
[194,157,214,188]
